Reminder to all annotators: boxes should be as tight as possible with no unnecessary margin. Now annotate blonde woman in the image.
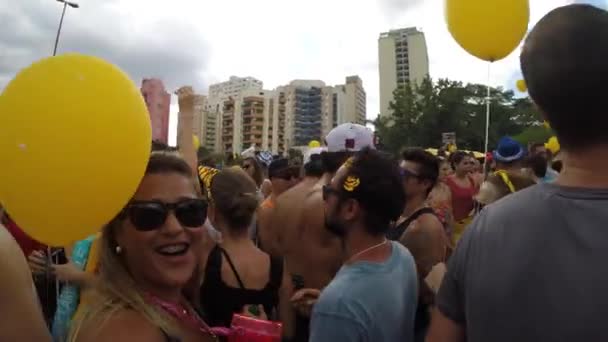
[69,152,216,342]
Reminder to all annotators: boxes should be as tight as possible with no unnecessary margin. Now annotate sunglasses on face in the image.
[122,198,208,231]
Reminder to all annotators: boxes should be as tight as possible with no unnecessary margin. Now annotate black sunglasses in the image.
[121,199,208,231]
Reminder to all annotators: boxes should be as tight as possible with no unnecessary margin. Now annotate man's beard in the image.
[324,213,348,237]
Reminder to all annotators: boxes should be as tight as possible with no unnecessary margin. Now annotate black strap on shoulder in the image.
[409,207,436,222]
[204,245,222,284]
[388,207,437,241]
[219,247,246,289]
[268,257,284,290]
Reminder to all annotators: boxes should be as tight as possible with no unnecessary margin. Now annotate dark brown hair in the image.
[210,168,259,230]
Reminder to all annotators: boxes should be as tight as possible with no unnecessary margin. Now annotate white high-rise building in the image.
[378,27,429,117]
[207,76,263,153]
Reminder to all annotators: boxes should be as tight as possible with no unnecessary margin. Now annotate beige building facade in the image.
[378,27,429,117]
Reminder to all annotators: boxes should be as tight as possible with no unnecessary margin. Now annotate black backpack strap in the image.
[219,247,246,289]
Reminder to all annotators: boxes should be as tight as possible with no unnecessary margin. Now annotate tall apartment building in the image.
[378,27,429,117]
[141,78,171,144]
[221,89,278,154]
[276,80,327,148]
[206,76,264,153]
[333,76,367,126]
[275,77,367,149]
[208,76,263,113]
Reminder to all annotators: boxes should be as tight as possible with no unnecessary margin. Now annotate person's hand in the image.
[175,86,195,116]
[241,304,268,320]
[290,288,321,317]
[27,250,48,276]
[51,261,84,283]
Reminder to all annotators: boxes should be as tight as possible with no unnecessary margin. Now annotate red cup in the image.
[228,314,282,342]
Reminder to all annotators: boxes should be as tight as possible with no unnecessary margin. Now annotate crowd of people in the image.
[1,3,608,341]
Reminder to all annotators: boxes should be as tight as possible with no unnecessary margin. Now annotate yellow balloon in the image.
[193,135,200,150]
[545,136,560,155]
[446,0,530,62]
[543,121,551,129]
[308,140,321,148]
[0,54,151,246]
[516,79,527,92]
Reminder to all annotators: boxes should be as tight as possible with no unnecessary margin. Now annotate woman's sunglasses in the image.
[121,199,208,231]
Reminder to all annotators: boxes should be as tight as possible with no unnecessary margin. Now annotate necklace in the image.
[347,240,388,264]
[144,292,218,340]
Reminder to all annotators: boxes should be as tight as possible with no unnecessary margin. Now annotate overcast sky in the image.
[1,0,605,145]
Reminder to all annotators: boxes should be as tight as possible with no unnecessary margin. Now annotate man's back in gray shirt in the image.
[437,183,608,341]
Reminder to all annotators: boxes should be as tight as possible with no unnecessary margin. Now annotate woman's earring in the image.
[115,245,122,254]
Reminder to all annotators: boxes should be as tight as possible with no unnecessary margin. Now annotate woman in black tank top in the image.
[198,168,286,330]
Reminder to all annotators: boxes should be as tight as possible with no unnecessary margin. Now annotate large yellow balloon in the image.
[0,54,151,246]
[516,79,527,92]
[446,0,530,62]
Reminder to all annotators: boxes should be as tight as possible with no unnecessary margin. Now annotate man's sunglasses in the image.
[121,199,208,231]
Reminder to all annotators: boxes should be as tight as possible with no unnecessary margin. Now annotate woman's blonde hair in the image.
[69,151,198,341]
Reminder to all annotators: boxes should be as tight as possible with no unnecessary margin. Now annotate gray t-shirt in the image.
[438,183,608,342]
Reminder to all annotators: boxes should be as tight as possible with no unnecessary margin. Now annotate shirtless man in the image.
[271,123,375,341]
[0,222,51,341]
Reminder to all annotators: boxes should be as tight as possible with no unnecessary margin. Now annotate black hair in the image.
[402,148,440,194]
[526,154,548,178]
[146,151,193,178]
[321,151,352,174]
[521,4,608,150]
[337,148,405,236]
[304,154,324,178]
[449,151,470,169]
[529,143,546,155]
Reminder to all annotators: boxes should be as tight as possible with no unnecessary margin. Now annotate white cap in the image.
[304,147,327,164]
[325,123,375,152]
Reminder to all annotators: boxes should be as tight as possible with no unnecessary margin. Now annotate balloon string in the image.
[484,62,491,173]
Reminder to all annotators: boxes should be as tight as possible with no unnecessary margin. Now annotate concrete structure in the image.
[208,76,263,113]
[378,27,429,117]
[141,78,171,144]
[333,76,367,126]
[221,89,279,154]
[192,95,218,151]
[207,76,264,153]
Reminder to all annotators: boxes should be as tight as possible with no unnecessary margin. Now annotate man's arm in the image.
[0,224,51,341]
[426,308,465,342]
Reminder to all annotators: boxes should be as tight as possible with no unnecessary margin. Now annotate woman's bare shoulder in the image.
[75,309,167,342]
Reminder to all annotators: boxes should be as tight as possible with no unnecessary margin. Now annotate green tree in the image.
[376,77,542,153]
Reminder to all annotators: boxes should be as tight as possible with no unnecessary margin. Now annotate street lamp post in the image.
[53,0,79,56]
